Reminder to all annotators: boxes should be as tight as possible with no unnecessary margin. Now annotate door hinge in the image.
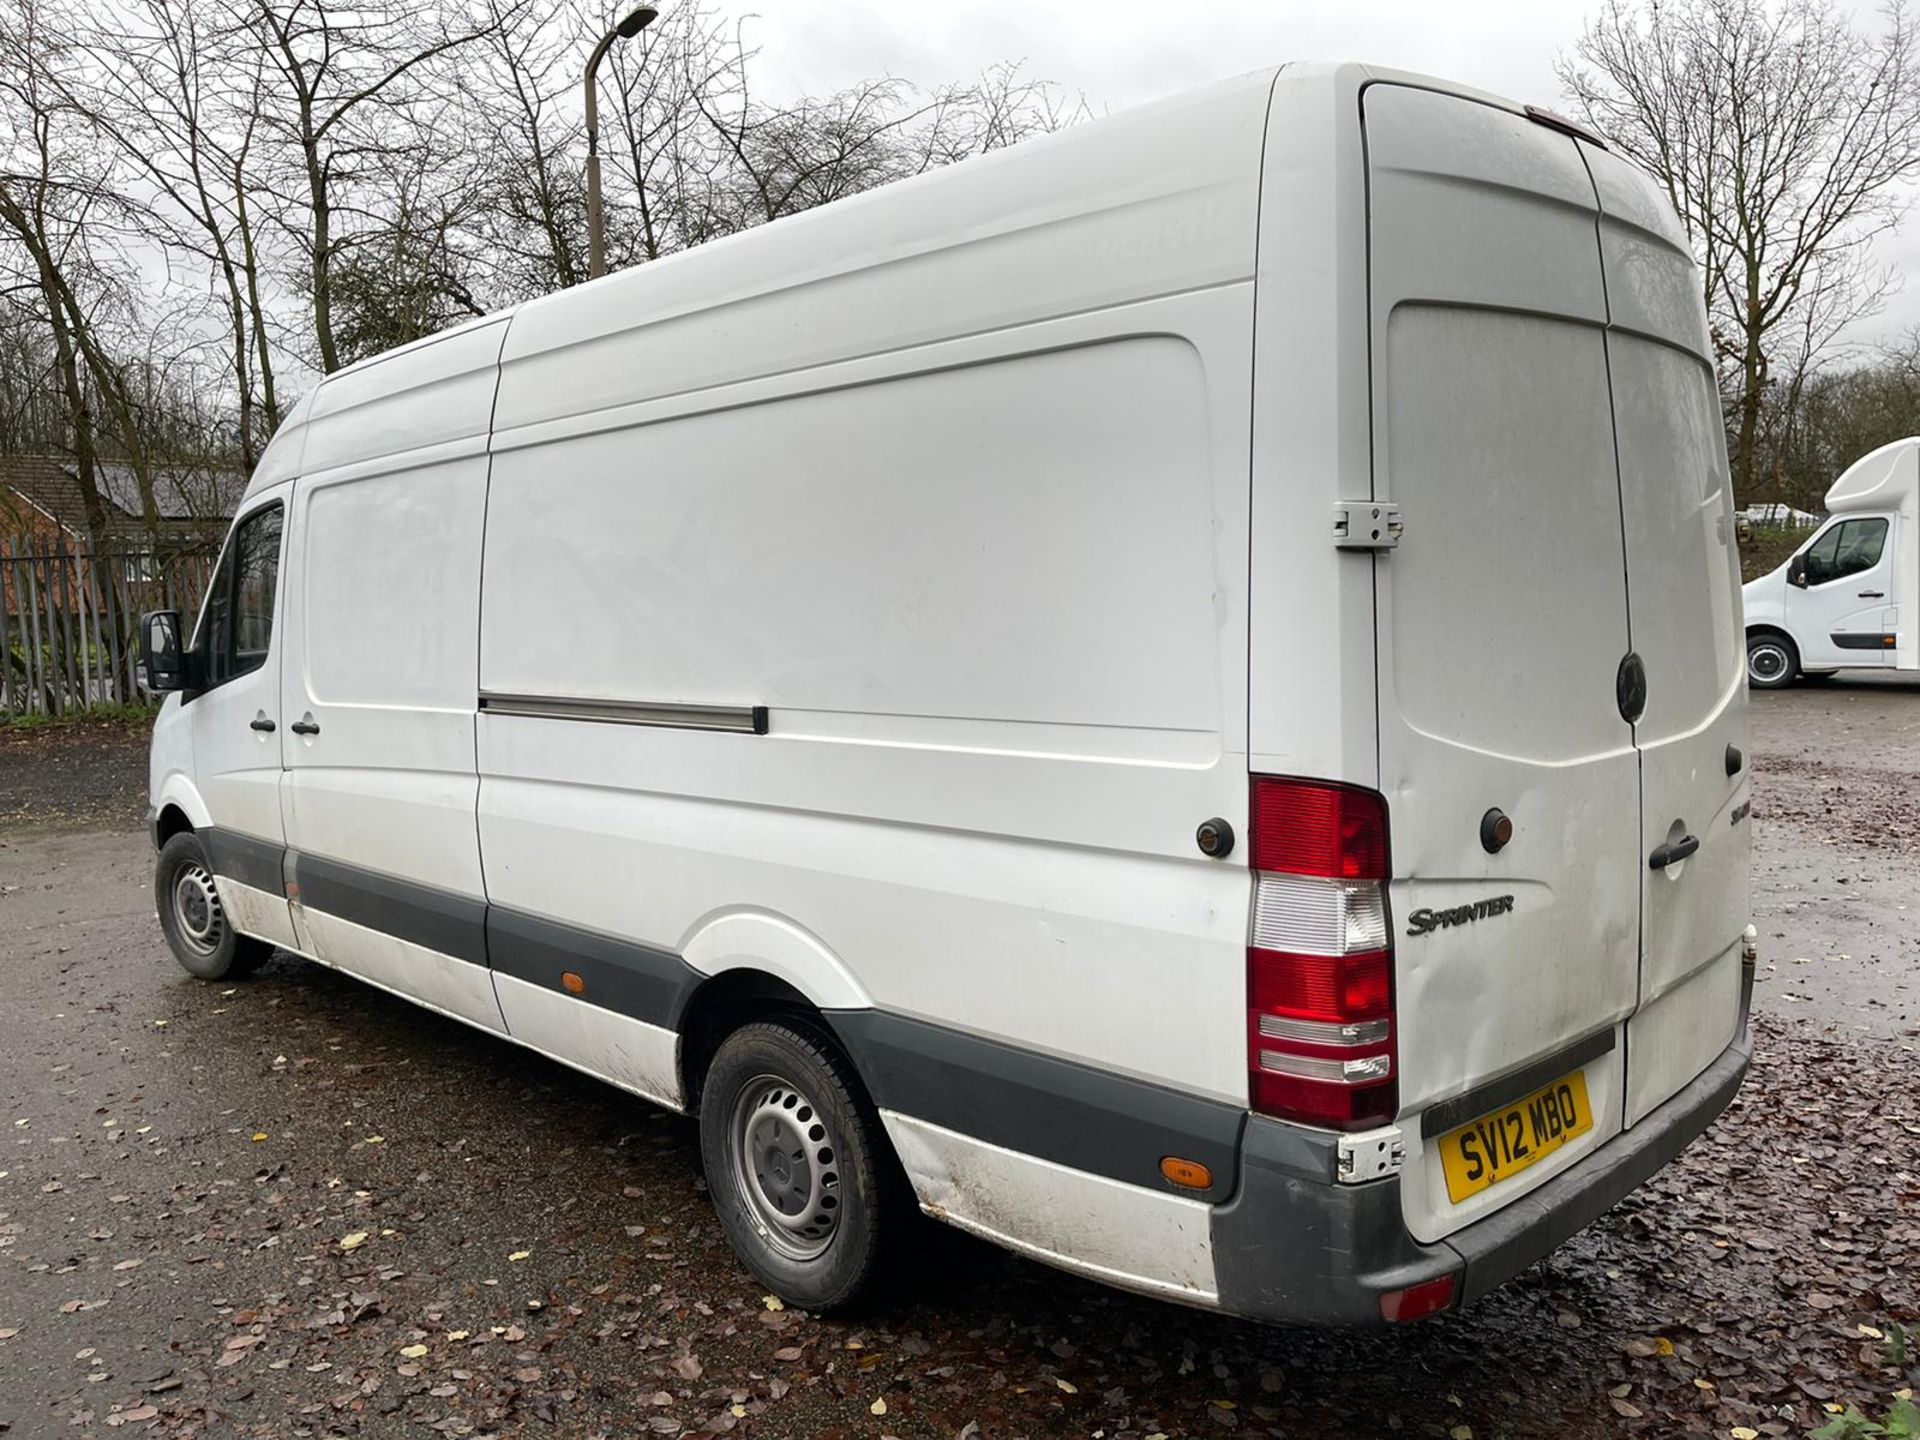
[1334,502,1402,551]
[1336,1127,1406,1184]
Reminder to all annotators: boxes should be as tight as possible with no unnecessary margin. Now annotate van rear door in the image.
[1580,144,1749,1127]
[1360,84,1640,1244]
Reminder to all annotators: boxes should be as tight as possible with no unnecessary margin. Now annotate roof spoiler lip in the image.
[1523,103,1610,150]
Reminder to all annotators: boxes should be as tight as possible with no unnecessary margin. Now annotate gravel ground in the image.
[0,679,1916,1440]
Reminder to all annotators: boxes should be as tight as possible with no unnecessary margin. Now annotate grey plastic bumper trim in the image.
[1210,1023,1751,1324]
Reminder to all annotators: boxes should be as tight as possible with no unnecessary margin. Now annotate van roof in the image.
[1825,436,1920,516]
[245,62,1541,506]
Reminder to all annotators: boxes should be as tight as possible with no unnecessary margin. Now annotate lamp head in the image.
[615,4,656,38]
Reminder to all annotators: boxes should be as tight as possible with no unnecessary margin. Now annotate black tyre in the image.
[698,1017,901,1312]
[154,831,273,981]
[1746,633,1799,689]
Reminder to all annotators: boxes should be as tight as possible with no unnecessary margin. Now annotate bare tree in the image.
[246,0,517,372]
[1559,0,1920,504]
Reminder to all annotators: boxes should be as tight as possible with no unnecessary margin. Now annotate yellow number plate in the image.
[1438,1070,1593,1204]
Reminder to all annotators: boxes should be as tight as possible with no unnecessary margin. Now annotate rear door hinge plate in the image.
[1336,1127,1406,1184]
[1334,502,1402,550]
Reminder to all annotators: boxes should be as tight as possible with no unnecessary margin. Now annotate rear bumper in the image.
[1209,1018,1751,1324]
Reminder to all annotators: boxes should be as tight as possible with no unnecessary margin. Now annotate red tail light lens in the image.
[1246,776,1396,1131]
[1249,947,1391,1023]
[1379,1273,1457,1321]
[1250,778,1388,880]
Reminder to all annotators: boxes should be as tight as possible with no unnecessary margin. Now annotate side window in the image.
[1831,518,1887,580]
[202,504,284,687]
[1801,526,1841,586]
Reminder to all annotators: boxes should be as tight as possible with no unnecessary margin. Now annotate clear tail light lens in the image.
[1246,777,1396,1131]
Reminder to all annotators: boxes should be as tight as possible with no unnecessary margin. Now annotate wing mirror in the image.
[1787,555,1809,589]
[140,610,189,692]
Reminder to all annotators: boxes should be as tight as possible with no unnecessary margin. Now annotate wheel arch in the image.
[677,967,863,1114]
[153,774,213,836]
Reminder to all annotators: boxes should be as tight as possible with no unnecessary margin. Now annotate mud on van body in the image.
[143,62,1752,1325]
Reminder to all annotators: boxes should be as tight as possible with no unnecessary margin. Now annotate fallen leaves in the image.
[399,1344,428,1359]
[337,1232,368,1251]
[507,1250,530,1262]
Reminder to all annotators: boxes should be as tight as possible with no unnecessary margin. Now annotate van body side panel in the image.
[480,320,1254,1105]
[478,76,1270,1140]
[278,318,507,1032]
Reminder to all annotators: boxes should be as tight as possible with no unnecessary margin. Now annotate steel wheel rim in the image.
[728,1073,842,1262]
[1748,644,1787,682]
[172,862,225,956]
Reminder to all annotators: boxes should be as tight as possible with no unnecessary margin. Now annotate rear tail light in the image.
[1246,777,1396,1131]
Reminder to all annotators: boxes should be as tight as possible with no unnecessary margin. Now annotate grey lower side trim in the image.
[288,851,489,967]
[183,834,1250,1201]
[826,1010,1246,1203]
[203,827,288,895]
[1830,633,1894,651]
[478,692,769,735]
[1419,1027,1617,1139]
[1210,1024,1750,1325]
[487,905,698,1030]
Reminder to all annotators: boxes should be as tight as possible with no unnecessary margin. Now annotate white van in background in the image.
[140,62,1753,1325]
[1743,437,1919,687]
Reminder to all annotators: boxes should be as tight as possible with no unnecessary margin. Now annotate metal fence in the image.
[0,539,216,718]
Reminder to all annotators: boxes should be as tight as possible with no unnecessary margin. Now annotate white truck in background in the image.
[1744,438,1919,687]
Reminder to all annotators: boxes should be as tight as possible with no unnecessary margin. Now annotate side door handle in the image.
[249,713,276,733]
[1859,590,1885,598]
[1648,834,1700,870]
[289,715,320,736]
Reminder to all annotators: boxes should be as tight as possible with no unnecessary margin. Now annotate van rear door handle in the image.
[249,713,276,733]
[1648,834,1700,870]
[1859,590,1885,598]
[289,717,320,736]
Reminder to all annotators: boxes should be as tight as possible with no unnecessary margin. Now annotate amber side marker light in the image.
[561,971,586,995]
[1160,1156,1213,1190]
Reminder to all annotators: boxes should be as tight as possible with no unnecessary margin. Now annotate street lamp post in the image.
[585,4,658,280]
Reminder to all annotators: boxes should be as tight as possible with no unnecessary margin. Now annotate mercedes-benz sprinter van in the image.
[140,63,1753,1325]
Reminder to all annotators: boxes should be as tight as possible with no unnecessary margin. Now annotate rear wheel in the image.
[698,1017,900,1312]
[154,832,273,981]
[1746,633,1799,689]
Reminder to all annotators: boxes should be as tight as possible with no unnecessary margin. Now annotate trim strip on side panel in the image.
[487,905,699,1030]
[827,1010,1245,1202]
[202,827,288,894]
[287,851,489,967]
[478,692,769,735]
[1830,633,1896,651]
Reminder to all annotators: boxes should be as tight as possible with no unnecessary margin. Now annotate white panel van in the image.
[141,63,1753,1325]
[1742,437,1918,686]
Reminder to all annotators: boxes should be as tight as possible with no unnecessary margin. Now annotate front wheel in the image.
[154,831,273,981]
[1746,633,1799,689]
[698,1018,901,1312]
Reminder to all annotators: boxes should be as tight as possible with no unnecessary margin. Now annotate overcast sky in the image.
[738,0,1920,350]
